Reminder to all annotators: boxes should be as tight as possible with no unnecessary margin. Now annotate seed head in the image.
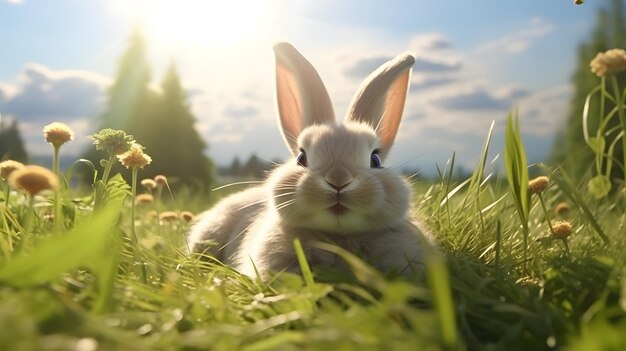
[0,160,24,180]
[154,175,168,187]
[8,165,59,196]
[43,122,74,148]
[117,143,152,169]
[159,211,178,222]
[528,176,549,194]
[551,221,573,240]
[590,49,626,77]
[90,129,135,156]
[135,194,154,205]
[555,202,571,216]
[573,0,584,4]
[140,178,157,190]
[181,211,195,222]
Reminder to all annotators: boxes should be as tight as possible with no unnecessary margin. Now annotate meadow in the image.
[1,57,626,350]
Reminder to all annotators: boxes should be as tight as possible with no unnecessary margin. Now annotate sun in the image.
[118,0,274,50]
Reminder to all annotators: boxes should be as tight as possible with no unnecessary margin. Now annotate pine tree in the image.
[550,0,626,183]
[142,62,215,188]
[82,31,215,188]
[82,30,157,179]
[0,117,28,162]
[229,156,242,177]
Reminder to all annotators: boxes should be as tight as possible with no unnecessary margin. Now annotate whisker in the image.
[255,155,283,167]
[212,181,265,192]
[218,219,257,252]
[275,199,296,211]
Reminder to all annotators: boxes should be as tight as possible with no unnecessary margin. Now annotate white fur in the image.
[187,43,434,278]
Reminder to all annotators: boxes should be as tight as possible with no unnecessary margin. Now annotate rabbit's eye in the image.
[370,149,383,168]
[296,148,308,167]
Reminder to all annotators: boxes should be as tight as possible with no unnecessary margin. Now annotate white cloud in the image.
[1,64,109,121]
[474,17,554,55]
[0,64,110,156]
[2,0,23,4]
[410,33,453,52]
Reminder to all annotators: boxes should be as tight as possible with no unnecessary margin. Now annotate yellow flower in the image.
[43,122,74,148]
[117,143,152,169]
[140,179,157,190]
[8,165,58,196]
[590,49,626,77]
[0,160,24,180]
[551,221,573,240]
[135,194,154,205]
[528,176,549,194]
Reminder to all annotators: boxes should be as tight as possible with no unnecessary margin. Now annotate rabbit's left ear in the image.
[345,53,415,152]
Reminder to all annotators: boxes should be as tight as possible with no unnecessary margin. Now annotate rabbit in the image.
[187,42,433,278]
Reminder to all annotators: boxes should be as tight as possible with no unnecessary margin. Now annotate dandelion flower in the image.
[90,129,135,156]
[154,175,168,187]
[528,176,549,194]
[551,221,573,240]
[135,194,154,205]
[0,160,24,180]
[8,165,58,196]
[159,211,178,222]
[141,178,157,190]
[118,143,152,169]
[554,202,571,216]
[43,122,74,148]
[590,49,626,77]
[181,211,195,222]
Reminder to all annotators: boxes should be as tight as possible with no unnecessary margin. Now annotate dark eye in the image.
[296,148,308,167]
[370,149,382,168]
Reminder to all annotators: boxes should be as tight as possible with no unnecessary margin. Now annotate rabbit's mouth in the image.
[328,203,349,216]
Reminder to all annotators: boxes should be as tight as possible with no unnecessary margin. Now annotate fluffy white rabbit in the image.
[188,42,433,278]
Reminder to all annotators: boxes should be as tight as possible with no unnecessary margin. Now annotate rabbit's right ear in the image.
[274,42,335,154]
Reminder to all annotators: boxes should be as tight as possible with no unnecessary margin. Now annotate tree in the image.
[550,0,626,183]
[82,31,215,188]
[82,30,157,180]
[0,117,28,162]
[229,156,242,177]
[140,62,215,187]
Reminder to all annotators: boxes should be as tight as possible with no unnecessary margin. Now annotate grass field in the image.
[1,115,625,351]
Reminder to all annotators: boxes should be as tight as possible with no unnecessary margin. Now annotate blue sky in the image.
[0,0,605,173]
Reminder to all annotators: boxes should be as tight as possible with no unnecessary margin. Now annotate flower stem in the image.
[538,194,556,238]
[101,155,115,185]
[561,238,571,257]
[611,76,626,188]
[53,145,62,232]
[131,167,146,284]
[24,194,35,235]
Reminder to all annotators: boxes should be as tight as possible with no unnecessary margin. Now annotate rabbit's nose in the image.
[324,167,353,191]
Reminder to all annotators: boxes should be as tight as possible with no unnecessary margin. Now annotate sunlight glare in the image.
[121,0,273,50]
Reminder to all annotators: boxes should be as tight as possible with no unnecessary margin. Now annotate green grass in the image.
[1,123,626,351]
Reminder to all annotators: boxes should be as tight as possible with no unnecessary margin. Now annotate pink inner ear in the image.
[276,64,303,151]
[378,69,411,150]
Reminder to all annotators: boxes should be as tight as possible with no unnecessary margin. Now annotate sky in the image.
[0,0,605,174]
